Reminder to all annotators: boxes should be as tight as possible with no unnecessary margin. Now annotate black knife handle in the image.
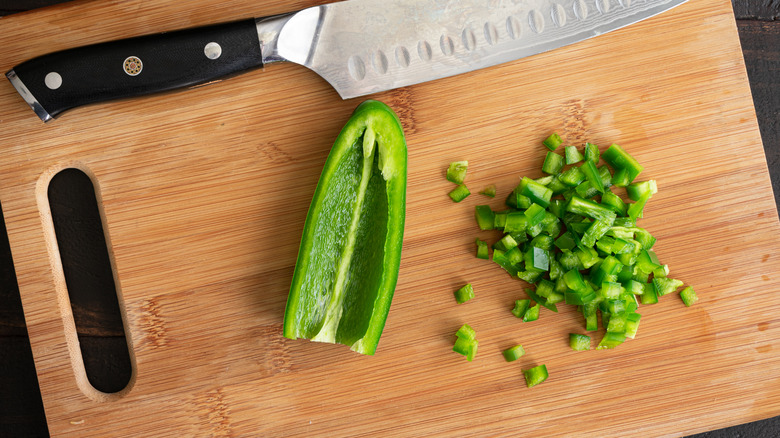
[8,19,263,121]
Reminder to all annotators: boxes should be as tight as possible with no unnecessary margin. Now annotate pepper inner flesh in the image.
[300,128,389,346]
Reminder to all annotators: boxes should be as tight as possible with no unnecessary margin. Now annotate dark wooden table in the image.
[1,0,778,436]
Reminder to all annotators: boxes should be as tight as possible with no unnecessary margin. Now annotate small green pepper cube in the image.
[475,239,489,260]
[512,299,531,318]
[455,323,477,340]
[454,283,475,304]
[478,184,496,198]
[449,184,471,202]
[504,211,528,233]
[625,313,641,339]
[474,205,495,230]
[584,143,600,163]
[581,159,605,194]
[494,234,519,252]
[524,203,546,227]
[680,286,698,307]
[575,180,600,199]
[520,177,554,208]
[502,345,526,362]
[602,143,643,183]
[543,133,563,151]
[653,277,684,297]
[453,337,479,361]
[612,167,630,187]
[523,364,549,388]
[525,247,549,272]
[569,333,591,351]
[446,160,469,184]
[565,146,584,164]
[601,190,627,216]
[543,151,566,175]
[522,303,540,322]
[559,166,586,187]
[493,211,508,229]
[640,283,659,304]
[596,331,626,349]
[606,311,627,333]
[627,180,658,201]
[582,302,599,331]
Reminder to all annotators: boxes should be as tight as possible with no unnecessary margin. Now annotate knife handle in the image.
[7,19,264,122]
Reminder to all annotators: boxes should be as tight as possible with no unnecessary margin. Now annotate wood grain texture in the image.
[0,0,779,436]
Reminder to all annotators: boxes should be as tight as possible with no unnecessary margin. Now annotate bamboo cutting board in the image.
[1,0,779,436]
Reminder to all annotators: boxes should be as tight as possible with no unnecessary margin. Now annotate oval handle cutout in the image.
[47,168,133,395]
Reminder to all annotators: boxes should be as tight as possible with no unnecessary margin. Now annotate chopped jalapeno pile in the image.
[446,133,698,388]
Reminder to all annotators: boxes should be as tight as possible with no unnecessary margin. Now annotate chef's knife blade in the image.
[6,0,688,122]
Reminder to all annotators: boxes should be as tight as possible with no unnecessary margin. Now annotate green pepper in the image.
[282,101,407,355]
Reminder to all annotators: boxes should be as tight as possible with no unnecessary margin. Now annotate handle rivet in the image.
[204,42,222,60]
[123,56,143,76]
[44,72,62,90]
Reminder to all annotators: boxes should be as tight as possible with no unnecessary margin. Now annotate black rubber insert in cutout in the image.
[48,168,131,394]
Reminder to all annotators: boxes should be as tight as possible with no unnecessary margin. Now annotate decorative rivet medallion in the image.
[123,56,143,76]
[204,42,222,60]
[44,72,63,90]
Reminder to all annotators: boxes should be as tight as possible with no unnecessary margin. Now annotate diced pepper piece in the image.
[583,302,599,331]
[504,211,528,233]
[523,303,540,322]
[581,216,616,248]
[505,246,524,265]
[554,231,577,251]
[524,203,547,227]
[584,143,600,163]
[627,191,652,220]
[640,282,658,304]
[653,264,670,278]
[525,287,559,313]
[502,345,526,362]
[526,247,550,272]
[559,166,586,187]
[475,205,495,230]
[680,286,698,306]
[634,228,656,250]
[493,211,508,229]
[598,165,613,189]
[606,311,627,333]
[283,100,406,355]
[565,146,584,164]
[566,196,617,221]
[523,364,549,388]
[612,167,630,187]
[520,177,554,208]
[601,143,643,183]
[596,332,626,349]
[575,181,600,199]
[653,277,684,296]
[581,159,605,194]
[601,190,627,216]
[476,239,489,260]
[453,337,479,361]
[574,246,600,269]
[455,324,476,340]
[565,289,597,305]
[563,269,590,293]
[449,184,471,202]
[512,299,531,318]
[625,313,641,339]
[446,161,469,184]
[517,270,543,284]
[454,283,475,304]
[479,184,497,198]
[569,333,591,351]
[546,176,569,196]
[543,151,566,175]
[626,180,658,202]
[494,234,519,252]
[543,133,563,150]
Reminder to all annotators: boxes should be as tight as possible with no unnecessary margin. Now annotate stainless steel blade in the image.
[257,0,688,98]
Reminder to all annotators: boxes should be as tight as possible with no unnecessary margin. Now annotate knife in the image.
[6,0,687,122]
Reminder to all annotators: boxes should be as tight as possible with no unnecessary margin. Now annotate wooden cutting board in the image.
[1,0,778,436]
